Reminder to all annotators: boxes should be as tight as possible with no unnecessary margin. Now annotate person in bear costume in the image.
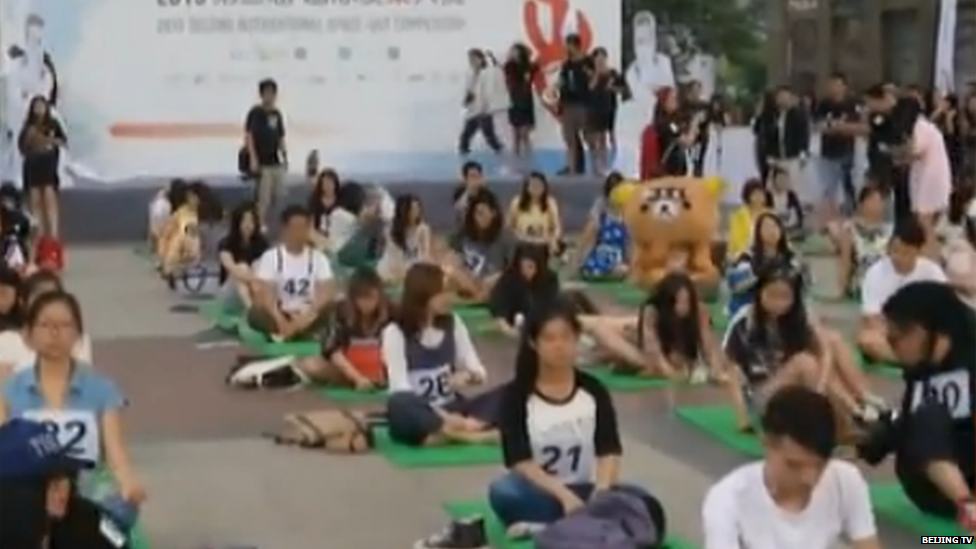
[613,176,721,295]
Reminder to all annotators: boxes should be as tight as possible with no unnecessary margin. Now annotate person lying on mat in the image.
[248,205,337,341]
[482,300,666,541]
[307,168,341,251]
[0,418,133,549]
[377,193,432,284]
[382,263,499,447]
[725,212,803,318]
[216,201,269,312]
[703,386,881,549]
[156,180,204,280]
[296,268,391,389]
[507,172,565,257]
[0,292,145,533]
[857,282,976,531]
[575,173,629,279]
[637,272,727,383]
[857,217,946,364]
[0,271,93,371]
[723,264,887,433]
[446,190,514,303]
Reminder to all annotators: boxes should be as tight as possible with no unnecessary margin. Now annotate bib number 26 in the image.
[419,372,451,401]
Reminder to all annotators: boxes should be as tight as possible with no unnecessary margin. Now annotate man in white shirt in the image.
[702,386,881,549]
[857,217,947,363]
[249,205,336,340]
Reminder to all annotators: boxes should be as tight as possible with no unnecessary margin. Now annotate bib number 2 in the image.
[541,444,582,477]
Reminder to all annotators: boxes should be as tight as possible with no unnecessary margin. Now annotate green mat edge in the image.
[312,385,387,404]
[444,499,698,549]
[586,367,673,391]
[236,320,321,357]
[674,405,763,458]
[373,427,501,469]
[869,483,969,540]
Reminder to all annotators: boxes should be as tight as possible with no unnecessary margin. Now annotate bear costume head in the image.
[613,176,721,291]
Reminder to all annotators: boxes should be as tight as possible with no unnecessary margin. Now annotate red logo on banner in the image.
[522,0,593,116]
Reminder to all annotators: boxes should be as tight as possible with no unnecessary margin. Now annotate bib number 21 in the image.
[541,444,582,476]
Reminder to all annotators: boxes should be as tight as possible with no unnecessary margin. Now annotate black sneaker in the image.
[413,516,487,549]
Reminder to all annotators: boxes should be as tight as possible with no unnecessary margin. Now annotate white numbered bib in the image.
[21,409,100,462]
[408,365,454,406]
[910,370,972,420]
[279,276,313,312]
[536,440,594,484]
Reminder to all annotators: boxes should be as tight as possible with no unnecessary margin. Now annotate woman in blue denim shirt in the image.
[0,291,145,532]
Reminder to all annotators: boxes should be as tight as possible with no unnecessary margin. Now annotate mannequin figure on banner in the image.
[615,11,675,177]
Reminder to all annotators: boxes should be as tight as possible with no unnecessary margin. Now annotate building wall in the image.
[769,0,974,93]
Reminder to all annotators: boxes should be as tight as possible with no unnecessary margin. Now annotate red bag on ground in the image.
[35,236,65,273]
[639,123,661,180]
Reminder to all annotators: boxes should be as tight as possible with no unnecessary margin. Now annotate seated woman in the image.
[637,272,727,383]
[726,178,769,260]
[0,292,145,532]
[146,178,186,254]
[725,212,803,317]
[296,268,391,389]
[308,168,342,252]
[446,191,514,303]
[723,264,886,433]
[507,172,564,256]
[937,181,976,307]
[156,180,204,278]
[249,205,337,340]
[0,268,22,380]
[576,174,629,279]
[484,301,665,539]
[827,185,892,300]
[216,201,269,312]
[0,270,93,371]
[382,263,500,447]
[377,193,431,284]
[330,182,388,271]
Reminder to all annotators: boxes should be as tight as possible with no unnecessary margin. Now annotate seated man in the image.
[248,205,336,340]
[703,386,881,549]
[859,282,975,531]
[857,217,946,363]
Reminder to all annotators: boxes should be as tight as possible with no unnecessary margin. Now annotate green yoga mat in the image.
[236,321,320,357]
[870,484,969,542]
[675,405,762,458]
[373,427,501,468]
[198,299,243,331]
[853,350,902,379]
[313,385,387,404]
[586,367,672,392]
[444,500,698,549]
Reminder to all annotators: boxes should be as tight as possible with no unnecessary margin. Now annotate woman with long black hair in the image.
[447,190,514,303]
[377,193,431,284]
[486,300,666,538]
[506,172,563,255]
[18,95,65,238]
[723,264,883,432]
[216,201,269,310]
[503,43,538,167]
[725,212,802,317]
[308,168,342,251]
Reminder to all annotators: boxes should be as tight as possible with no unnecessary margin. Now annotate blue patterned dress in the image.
[580,209,629,278]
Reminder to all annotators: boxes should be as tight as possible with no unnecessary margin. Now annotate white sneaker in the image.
[506,522,546,539]
[689,365,709,385]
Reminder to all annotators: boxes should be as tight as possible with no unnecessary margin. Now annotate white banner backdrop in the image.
[0,0,620,183]
[934,0,959,95]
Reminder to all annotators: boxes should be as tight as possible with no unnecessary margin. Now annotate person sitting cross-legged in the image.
[248,204,337,341]
[382,263,501,449]
[857,216,946,364]
[703,386,882,549]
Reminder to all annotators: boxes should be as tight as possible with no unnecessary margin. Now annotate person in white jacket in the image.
[458,49,509,160]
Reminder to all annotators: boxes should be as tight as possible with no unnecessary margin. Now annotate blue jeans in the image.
[487,471,661,533]
[818,157,855,213]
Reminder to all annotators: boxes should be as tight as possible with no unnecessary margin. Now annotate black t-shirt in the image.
[814,98,859,159]
[488,271,559,325]
[557,57,593,106]
[899,336,976,476]
[499,371,621,484]
[217,234,270,284]
[245,105,285,166]
[722,305,790,383]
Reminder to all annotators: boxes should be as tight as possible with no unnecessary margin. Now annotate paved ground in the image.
[64,245,920,549]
